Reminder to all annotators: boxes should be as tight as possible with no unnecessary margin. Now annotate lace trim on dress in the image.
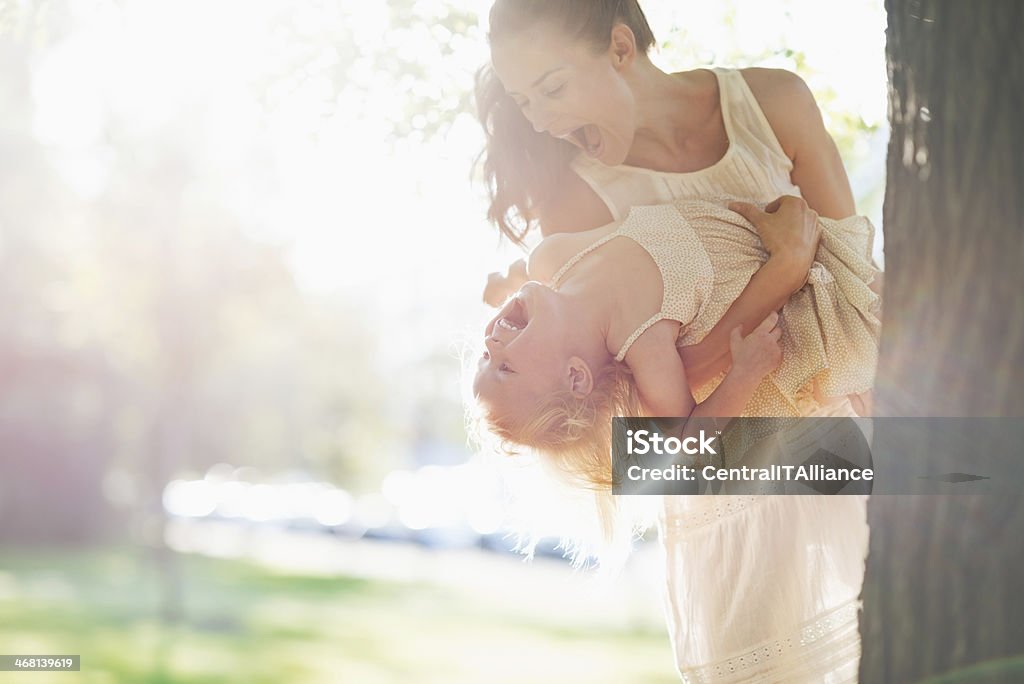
[661,496,764,534]
[678,599,862,684]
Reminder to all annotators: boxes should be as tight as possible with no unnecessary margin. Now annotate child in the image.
[474,195,878,435]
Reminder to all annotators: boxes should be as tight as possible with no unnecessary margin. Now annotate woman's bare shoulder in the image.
[737,67,820,159]
[739,67,814,103]
[668,66,719,89]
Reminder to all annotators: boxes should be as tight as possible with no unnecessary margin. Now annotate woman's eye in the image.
[499,363,513,373]
[543,83,566,98]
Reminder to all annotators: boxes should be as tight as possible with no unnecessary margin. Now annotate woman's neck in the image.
[622,61,720,171]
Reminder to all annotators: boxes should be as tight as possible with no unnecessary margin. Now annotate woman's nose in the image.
[484,335,500,353]
[528,106,555,134]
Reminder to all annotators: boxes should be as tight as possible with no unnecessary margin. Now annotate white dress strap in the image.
[569,67,801,221]
[715,67,791,164]
[615,313,665,362]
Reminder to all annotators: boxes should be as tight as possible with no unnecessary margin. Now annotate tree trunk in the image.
[861,1,1024,682]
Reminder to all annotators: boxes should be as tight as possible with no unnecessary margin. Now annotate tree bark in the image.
[861,1,1024,682]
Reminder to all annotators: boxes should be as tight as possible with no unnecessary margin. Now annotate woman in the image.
[473,2,876,681]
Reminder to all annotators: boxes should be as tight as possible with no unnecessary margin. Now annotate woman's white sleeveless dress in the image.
[572,68,869,683]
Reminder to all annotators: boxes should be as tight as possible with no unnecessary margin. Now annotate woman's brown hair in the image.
[475,1,656,245]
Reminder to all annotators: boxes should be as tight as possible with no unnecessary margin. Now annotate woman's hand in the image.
[483,258,529,307]
[679,198,817,388]
[729,196,821,292]
[728,311,783,382]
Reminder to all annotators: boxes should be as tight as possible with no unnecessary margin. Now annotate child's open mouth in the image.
[495,296,527,332]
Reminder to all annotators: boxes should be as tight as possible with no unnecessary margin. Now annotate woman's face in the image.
[490,22,637,166]
[472,282,576,422]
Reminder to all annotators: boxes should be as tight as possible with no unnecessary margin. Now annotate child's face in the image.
[473,282,576,423]
[490,22,637,167]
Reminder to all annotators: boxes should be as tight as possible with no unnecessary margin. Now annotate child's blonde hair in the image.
[469,358,653,569]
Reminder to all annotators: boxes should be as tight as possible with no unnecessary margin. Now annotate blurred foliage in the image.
[250,0,485,144]
[357,0,482,140]
[0,0,403,543]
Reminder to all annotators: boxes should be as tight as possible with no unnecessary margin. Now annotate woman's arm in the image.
[535,168,615,236]
[679,257,804,387]
[680,197,821,388]
[743,67,856,219]
[680,69,853,381]
[678,70,856,378]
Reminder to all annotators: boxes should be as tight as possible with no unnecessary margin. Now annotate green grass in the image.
[0,546,677,684]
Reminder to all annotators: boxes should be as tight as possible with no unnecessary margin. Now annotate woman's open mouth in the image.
[571,125,603,158]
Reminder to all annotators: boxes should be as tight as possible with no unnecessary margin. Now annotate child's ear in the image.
[566,357,594,398]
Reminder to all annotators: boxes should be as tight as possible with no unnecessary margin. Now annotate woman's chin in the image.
[592,141,628,167]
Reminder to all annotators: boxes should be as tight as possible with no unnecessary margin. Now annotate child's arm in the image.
[679,197,819,388]
[625,320,698,418]
[626,314,783,419]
